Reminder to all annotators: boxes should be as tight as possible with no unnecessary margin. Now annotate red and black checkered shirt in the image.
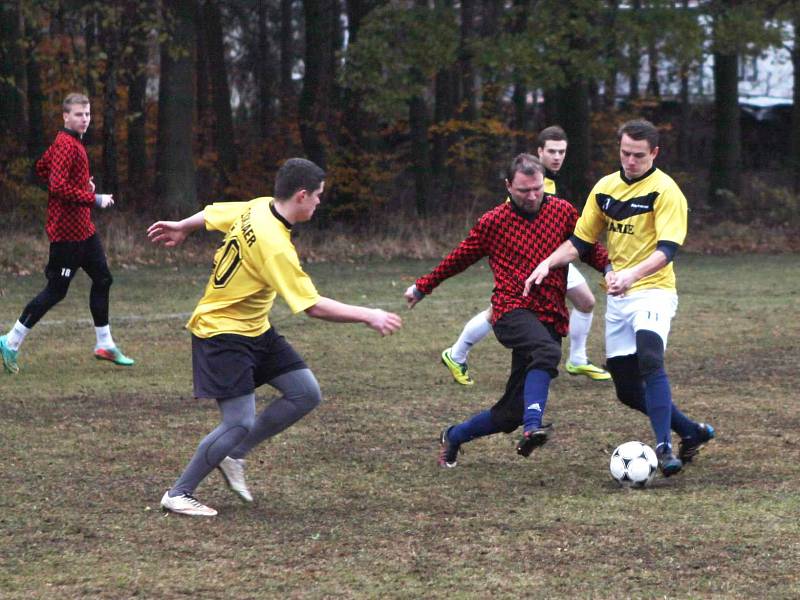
[416,196,609,337]
[35,129,96,242]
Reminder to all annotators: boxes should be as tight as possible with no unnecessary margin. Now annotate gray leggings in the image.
[170,368,321,497]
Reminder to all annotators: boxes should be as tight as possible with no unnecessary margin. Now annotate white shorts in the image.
[605,289,678,358]
[566,263,586,290]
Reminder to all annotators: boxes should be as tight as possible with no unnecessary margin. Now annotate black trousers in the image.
[489,309,562,433]
[19,233,113,328]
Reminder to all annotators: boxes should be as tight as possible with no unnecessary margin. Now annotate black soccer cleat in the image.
[515,423,553,457]
[438,427,462,468]
[679,423,716,464]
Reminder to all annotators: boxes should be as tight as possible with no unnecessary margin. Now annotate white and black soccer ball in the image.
[609,441,658,488]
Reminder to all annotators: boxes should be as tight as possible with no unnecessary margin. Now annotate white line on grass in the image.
[0,300,401,329]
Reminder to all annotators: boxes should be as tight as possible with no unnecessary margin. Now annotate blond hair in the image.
[62,93,90,113]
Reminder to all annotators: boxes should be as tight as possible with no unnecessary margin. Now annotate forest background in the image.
[1,0,799,265]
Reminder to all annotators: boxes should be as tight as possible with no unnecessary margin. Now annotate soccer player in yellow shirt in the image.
[148,158,402,516]
[525,119,714,477]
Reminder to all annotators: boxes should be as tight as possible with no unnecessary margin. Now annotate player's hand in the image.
[606,268,635,296]
[97,194,114,209]
[368,309,402,336]
[88,176,96,193]
[404,284,423,309]
[523,261,550,296]
[147,221,189,247]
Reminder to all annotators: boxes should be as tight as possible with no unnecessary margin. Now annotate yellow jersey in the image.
[543,175,557,195]
[187,197,321,338]
[574,167,687,292]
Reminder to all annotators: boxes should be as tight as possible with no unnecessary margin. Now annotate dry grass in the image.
[1,253,799,599]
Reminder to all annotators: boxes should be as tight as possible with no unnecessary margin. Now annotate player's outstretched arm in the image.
[523,239,579,296]
[147,211,205,247]
[305,297,402,336]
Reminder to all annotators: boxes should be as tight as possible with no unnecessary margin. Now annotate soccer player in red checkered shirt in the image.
[404,154,609,467]
[0,93,134,374]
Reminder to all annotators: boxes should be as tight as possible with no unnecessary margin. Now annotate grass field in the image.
[1,254,799,599]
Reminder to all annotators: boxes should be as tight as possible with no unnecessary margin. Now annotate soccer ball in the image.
[609,441,658,488]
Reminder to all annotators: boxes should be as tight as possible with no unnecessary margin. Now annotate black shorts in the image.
[489,309,562,433]
[44,233,110,283]
[191,327,308,400]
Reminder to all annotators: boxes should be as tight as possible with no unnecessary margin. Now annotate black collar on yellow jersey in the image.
[619,165,657,186]
[270,200,293,230]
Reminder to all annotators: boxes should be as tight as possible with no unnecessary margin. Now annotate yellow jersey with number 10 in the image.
[573,167,687,293]
[187,197,320,338]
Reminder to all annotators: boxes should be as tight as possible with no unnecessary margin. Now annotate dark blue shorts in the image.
[191,327,307,400]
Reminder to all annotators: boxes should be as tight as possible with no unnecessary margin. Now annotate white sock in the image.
[6,321,30,351]
[451,310,492,364]
[568,308,593,365]
[95,325,115,350]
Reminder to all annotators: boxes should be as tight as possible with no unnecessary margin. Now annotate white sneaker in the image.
[218,456,253,502]
[160,491,218,516]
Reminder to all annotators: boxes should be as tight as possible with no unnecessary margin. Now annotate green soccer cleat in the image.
[565,361,611,381]
[0,335,19,374]
[441,347,474,386]
[94,346,135,366]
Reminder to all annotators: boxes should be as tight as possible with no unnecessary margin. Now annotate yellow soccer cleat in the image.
[565,361,611,381]
[441,347,474,386]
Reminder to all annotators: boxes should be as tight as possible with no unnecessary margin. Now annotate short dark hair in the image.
[536,125,567,149]
[63,92,89,112]
[506,153,544,183]
[618,119,659,149]
[274,158,326,200]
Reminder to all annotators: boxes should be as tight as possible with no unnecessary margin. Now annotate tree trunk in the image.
[279,0,294,124]
[25,20,44,161]
[603,0,618,109]
[100,15,119,195]
[792,12,800,192]
[409,94,432,217]
[677,65,691,168]
[0,1,27,138]
[553,81,591,204]
[341,0,374,146]
[299,0,333,168]
[628,0,641,100]
[203,0,237,183]
[195,1,210,153]
[125,2,150,192]
[646,38,659,97]
[709,51,741,205]
[432,66,456,176]
[459,0,477,120]
[156,0,197,214]
[512,81,527,154]
[84,11,98,99]
[510,0,530,153]
[256,0,274,139]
